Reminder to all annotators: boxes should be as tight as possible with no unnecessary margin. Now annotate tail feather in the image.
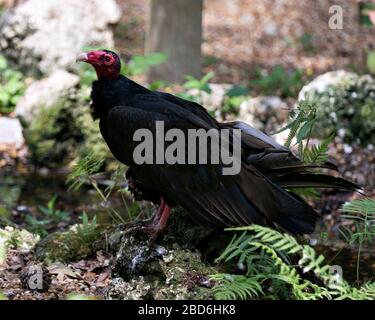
[274,173,362,192]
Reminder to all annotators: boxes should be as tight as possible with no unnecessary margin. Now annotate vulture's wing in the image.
[101,94,321,234]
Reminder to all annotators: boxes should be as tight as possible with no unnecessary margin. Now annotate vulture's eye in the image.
[105,56,111,63]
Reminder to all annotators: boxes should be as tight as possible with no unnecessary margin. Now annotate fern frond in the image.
[302,134,333,165]
[213,225,375,300]
[298,245,330,278]
[233,225,302,254]
[67,153,105,191]
[341,198,375,218]
[211,274,264,300]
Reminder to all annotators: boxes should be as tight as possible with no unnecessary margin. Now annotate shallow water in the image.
[0,168,134,226]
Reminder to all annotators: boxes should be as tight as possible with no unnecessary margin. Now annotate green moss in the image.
[108,243,214,300]
[0,226,40,253]
[0,207,12,225]
[0,55,26,115]
[34,224,104,262]
[309,74,375,146]
[24,99,83,167]
[72,101,116,169]
[109,211,218,300]
[23,91,115,169]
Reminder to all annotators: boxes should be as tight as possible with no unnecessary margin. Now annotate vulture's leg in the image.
[145,197,171,240]
[151,198,166,225]
[128,197,171,241]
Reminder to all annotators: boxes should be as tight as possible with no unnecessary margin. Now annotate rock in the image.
[108,241,213,300]
[0,226,40,253]
[239,96,289,131]
[298,71,375,146]
[105,277,152,300]
[188,83,233,112]
[107,210,218,300]
[34,224,104,262]
[298,70,358,101]
[14,70,84,167]
[13,69,114,168]
[0,0,121,76]
[0,117,24,148]
[15,70,80,123]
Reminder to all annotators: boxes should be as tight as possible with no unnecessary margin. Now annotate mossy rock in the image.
[108,210,222,300]
[299,72,375,146]
[107,242,215,300]
[23,93,115,169]
[23,99,84,167]
[0,226,40,254]
[34,224,104,262]
[0,207,12,225]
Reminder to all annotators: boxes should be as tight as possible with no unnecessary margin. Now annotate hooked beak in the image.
[76,52,89,62]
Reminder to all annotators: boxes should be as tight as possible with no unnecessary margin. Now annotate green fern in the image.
[302,134,333,164]
[273,99,319,149]
[298,245,330,277]
[211,274,264,300]
[339,198,375,284]
[66,153,126,224]
[212,225,375,300]
[273,98,332,200]
[67,153,105,191]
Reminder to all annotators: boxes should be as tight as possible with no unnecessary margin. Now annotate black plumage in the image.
[80,50,360,236]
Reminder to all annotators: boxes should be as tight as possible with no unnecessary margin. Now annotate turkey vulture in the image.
[77,50,360,238]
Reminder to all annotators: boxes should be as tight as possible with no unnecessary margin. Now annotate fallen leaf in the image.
[48,262,80,279]
[96,272,108,285]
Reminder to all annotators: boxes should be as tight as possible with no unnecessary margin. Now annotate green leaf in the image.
[226,85,249,98]
[296,119,314,143]
[367,51,375,74]
[128,201,141,220]
[200,71,215,84]
[0,238,7,265]
[0,55,7,70]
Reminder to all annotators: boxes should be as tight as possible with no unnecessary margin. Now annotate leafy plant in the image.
[211,274,264,300]
[211,225,375,300]
[24,196,70,237]
[67,153,105,192]
[0,291,7,300]
[339,198,375,284]
[67,153,142,224]
[122,52,168,76]
[273,97,337,198]
[250,66,304,98]
[274,98,319,149]
[0,55,26,114]
[127,201,141,221]
[178,72,215,104]
[24,215,49,238]
[76,212,99,242]
[367,51,375,75]
[38,195,70,224]
[221,85,249,117]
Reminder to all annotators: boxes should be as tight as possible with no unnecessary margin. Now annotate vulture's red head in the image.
[77,50,121,80]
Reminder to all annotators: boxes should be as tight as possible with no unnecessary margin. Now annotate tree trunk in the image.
[146,0,203,83]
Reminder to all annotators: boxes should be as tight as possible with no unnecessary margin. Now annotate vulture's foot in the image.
[127,197,171,242]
